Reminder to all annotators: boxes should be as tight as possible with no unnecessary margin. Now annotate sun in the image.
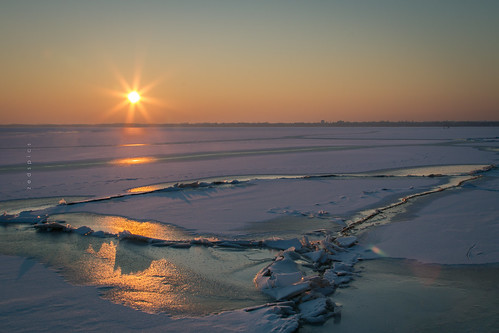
[127,91,140,104]
[101,64,167,124]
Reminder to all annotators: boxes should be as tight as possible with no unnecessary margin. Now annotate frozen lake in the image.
[1,126,498,332]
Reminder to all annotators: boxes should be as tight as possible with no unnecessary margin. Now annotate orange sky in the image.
[1,1,498,124]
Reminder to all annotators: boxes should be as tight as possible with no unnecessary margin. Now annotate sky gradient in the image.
[1,0,498,124]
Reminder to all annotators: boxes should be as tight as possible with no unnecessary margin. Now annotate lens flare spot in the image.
[371,246,387,257]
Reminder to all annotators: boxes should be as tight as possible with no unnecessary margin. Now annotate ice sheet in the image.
[45,176,440,236]
[1,126,498,331]
[358,170,499,264]
[1,126,497,200]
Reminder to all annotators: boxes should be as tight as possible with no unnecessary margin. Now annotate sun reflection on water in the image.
[110,156,157,165]
[102,216,177,240]
[50,213,190,241]
[0,221,276,316]
[120,143,148,147]
[83,241,188,313]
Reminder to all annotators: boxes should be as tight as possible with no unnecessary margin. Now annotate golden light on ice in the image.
[127,91,141,104]
[110,156,157,165]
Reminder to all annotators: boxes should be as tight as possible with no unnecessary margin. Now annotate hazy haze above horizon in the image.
[1,0,498,124]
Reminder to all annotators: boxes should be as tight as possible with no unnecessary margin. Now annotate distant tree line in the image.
[168,121,499,127]
[2,121,499,127]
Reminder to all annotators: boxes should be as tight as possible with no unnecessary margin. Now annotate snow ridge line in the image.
[341,164,496,234]
[63,179,248,206]
[341,175,480,234]
[62,165,493,207]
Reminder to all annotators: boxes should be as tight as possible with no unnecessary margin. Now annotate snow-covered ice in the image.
[358,169,499,264]
[1,126,498,332]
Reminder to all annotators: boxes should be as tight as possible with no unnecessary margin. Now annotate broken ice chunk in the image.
[335,236,357,248]
[74,226,93,235]
[323,269,353,286]
[266,282,311,301]
[272,272,304,288]
[264,238,303,251]
[303,250,326,264]
[332,262,353,273]
[298,297,333,324]
[34,222,71,232]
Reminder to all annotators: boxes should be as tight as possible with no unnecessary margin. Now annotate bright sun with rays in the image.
[127,91,141,104]
[101,64,165,123]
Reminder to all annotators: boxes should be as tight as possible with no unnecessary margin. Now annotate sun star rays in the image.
[101,65,166,124]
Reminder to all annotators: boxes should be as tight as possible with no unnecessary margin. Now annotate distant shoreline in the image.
[1,121,499,128]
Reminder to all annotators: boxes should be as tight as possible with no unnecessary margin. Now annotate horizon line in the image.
[1,120,499,127]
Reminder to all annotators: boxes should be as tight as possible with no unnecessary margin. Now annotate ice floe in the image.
[254,234,362,324]
[298,297,337,324]
[335,236,357,248]
[0,211,47,224]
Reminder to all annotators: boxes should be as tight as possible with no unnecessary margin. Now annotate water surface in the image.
[302,258,499,333]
